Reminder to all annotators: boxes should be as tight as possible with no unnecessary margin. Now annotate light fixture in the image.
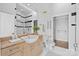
[27,4,30,6]
[20,9,23,11]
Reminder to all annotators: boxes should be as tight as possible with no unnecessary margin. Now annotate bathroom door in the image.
[53,15,69,48]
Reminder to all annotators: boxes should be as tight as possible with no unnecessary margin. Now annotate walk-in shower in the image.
[53,15,69,49]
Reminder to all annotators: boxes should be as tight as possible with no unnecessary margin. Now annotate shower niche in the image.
[53,15,69,49]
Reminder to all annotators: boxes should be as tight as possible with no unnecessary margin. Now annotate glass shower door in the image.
[53,15,69,48]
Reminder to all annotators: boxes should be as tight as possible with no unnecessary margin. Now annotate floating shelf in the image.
[16,20,32,23]
[15,25,32,28]
[16,14,32,18]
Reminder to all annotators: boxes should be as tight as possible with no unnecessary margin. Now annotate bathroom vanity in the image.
[0,50,1,56]
[0,34,43,56]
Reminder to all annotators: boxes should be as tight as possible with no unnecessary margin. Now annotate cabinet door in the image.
[0,50,1,56]
[32,45,43,56]
[24,46,32,56]
[0,40,1,56]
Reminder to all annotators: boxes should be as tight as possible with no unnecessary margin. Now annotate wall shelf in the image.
[16,14,32,18]
[15,25,32,28]
[15,12,33,34]
[16,20,32,23]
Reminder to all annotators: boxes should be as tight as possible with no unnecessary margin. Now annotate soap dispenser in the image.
[11,33,17,40]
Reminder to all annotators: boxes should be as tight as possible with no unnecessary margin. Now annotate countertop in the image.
[0,39,24,49]
[0,34,43,49]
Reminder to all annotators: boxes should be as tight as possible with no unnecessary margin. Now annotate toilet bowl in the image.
[49,41,55,50]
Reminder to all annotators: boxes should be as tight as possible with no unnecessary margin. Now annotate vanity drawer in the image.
[2,43,24,56]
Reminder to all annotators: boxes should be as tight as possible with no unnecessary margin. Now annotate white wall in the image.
[0,12,15,37]
[51,3,70,15]
[0,3,16,37]
[0,3,16,15]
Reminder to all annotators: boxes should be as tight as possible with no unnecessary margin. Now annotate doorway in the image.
[53,15,69,49]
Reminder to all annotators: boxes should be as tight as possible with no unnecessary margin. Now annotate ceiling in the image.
[16,3,37,17]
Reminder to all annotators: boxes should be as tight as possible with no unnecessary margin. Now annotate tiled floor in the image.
[45,50,60,56]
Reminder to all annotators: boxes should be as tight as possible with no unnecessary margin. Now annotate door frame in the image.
[52,13,70,49]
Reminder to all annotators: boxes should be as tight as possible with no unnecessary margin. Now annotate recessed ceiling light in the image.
[21,9,23,11]
[27,4,30,6]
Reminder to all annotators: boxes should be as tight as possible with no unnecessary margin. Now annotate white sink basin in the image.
[21,35,38,43]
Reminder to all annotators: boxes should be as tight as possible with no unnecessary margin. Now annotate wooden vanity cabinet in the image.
[32,36,43,56]
[0,50,1,56]
[0,35,43,56]
[23,43,43,56]
[23,44,32,56]
[0,40,1,56]
[31,44,43,56]
[2,43,24,56]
